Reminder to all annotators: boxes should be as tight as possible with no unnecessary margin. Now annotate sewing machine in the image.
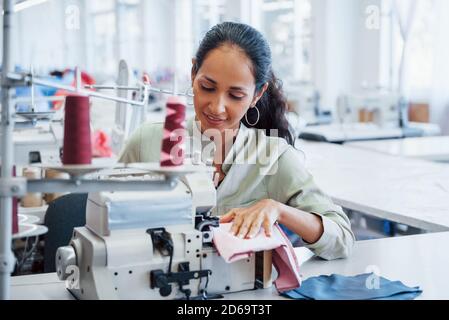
[0,118,63,165]
[55,166,267,300]
[284,82,331,125]
[299,91,441,143]
[336,92,403,128]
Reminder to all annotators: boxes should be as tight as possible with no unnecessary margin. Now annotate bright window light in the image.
[14,0,49,13]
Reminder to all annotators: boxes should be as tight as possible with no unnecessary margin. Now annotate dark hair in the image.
[192,21,294,146]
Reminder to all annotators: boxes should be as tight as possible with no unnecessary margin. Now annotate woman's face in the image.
[192,44,266,135]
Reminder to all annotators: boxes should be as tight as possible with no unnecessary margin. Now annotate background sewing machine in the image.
[336,92,403,128]
[0,104,63,166]
[55,165,271,300]
[0,70,63,165]
[298,90,441,143]
[284,82,332,138]
[14,122,62,165]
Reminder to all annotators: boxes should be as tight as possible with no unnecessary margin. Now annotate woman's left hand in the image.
[219,199,281,239]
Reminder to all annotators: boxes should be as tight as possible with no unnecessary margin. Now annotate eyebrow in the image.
[203,76,247,92]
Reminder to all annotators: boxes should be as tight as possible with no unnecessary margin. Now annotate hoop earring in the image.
[245,106,260,126]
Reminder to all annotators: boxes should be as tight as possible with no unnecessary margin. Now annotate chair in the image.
[43,193,87,273]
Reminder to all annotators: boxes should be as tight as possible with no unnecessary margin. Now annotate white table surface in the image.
[299,122,441,143]
[12,223,48,239]
[345,136,449,162]
[10,232,449,300]
[18,205,48,225]
[299,123,404,142]
[296,140,449,232]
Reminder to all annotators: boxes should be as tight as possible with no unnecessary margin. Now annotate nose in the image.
[208,94,226,115]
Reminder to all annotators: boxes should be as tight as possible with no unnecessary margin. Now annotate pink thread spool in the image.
[62,95,92,165]
[160,96,186,167]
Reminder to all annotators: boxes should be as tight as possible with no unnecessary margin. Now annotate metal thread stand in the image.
[0,0,191,299]
[0,0,15,300]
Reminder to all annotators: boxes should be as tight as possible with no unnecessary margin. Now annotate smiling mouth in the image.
[204,113,226,123]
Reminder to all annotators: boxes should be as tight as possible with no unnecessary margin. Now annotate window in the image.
[86,0,143,78]
[380,0,437,100]
[189,0,313,83]
[260,0,312,83]
[116,0,143,75]
[192,0,227,46]
[87,0,116,76]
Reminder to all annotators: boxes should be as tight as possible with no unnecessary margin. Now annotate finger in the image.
[237,210,261,239]
[220,210,236,223]
[262,218,273,237]
[230,212,244,235]
[236,218,252,239]
[247,214,265,238]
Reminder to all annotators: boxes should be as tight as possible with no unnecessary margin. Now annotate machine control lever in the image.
[150,262,211,299]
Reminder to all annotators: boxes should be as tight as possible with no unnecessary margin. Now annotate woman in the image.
[119,22,354,260]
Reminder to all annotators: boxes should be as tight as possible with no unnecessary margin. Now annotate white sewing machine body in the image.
[55,168,262,300]
[298,90,440,143]
[0,120,63,165]
[336,92,402,127]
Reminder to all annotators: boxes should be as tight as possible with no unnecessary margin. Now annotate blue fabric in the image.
[13,66,56,112]
[15,86,51,112]
[282,273,422,300]
[279,223,301,244]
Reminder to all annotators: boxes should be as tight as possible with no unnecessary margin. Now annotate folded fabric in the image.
[212,223,283,262]
[271,224,302,292]
[282,273,422,300]
[212,223,301,292]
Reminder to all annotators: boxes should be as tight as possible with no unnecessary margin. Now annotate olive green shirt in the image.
[119,119,355,260]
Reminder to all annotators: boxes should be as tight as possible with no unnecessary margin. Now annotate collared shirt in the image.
[118,118,355,260]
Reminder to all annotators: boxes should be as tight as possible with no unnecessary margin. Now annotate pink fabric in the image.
[272,225,302,292]
[91,130,113,158]
[212,223,284,263]
[212,223,301,292]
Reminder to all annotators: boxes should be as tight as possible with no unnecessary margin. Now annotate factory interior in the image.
[0,0,448,302]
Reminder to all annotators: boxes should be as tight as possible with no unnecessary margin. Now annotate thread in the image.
[160,96,186,167]
[62,95,92,165]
